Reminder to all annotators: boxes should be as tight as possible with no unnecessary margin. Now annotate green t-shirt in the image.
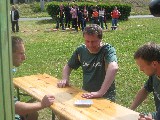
[144,75,160,119]
[68,44,118,99]
[144,75,160,111]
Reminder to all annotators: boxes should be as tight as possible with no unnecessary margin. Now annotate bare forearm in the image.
[130,87,149,110]
[99,62,118,95]
[15,102,43,115]
[62,64,72,81]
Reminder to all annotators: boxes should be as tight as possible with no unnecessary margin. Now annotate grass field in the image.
[12,17,160,119]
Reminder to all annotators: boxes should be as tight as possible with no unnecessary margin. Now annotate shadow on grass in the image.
[36,19,56,25]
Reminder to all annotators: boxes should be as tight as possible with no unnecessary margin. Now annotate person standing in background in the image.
[92,7,99,25]
[65,3,72,28]
[111,6,121,30]
[103,8,108,29]
[11,5,19,32]
[82,6,88,31]
[70,4,78,32]
[56,4,65,30]
[99,7,105,29]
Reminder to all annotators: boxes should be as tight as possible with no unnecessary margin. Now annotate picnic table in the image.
[13,73,139,120]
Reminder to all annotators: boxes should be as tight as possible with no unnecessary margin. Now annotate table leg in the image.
[16,87,20,101]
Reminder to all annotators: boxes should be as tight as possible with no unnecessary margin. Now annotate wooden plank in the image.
[13,74,139,120]
[0,0,15,119]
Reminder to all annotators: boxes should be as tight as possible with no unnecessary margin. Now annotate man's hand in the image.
[81,91,103,99]
[138,113,153,120]
[57,80,69,88]
[41,95,55,108]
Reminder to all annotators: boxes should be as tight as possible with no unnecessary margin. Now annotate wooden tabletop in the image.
[13,74,139,120]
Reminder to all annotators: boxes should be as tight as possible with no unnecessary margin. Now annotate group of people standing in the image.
[56,3,89,31]
[91,6,121,30]
[55,4,121,31]
[10,4,121,33]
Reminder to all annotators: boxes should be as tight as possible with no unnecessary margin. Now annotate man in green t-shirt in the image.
[57,24,119,102]
[130,42,160,120]
[12,36,55,120]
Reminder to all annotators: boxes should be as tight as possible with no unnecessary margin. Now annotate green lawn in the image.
[12,18,160,119]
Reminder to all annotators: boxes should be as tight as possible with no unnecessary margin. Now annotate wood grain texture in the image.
[13,74,139,120]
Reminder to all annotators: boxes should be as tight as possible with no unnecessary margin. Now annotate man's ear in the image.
[152,61,159,67]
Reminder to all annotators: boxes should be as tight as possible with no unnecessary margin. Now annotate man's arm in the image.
[130,87,149,110]
[15,95,55,115]
[57,64,72,88]
[98,61,118,96]
[82,61,118,98]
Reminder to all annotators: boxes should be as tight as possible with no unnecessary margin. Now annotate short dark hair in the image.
[134,42,160,62]
[83,24,102,39]
[12,36,23,53]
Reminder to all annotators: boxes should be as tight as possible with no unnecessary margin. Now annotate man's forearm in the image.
[130,87,149,110]
[99,62,118,95]
[62,64,72,81]
[15,102,43,115]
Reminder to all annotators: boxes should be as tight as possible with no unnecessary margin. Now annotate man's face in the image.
[12,43,26,67]
[84,34,101,54]
[136,58,157,76]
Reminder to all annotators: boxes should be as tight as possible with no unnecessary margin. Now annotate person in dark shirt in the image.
[56,4,65,30]
[130,42,160,120]
[57,24,118,102]
[64,3,72,28]
[77,9,83,31]
[11,5,19,32]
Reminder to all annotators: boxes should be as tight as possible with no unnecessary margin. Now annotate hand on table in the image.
[81,91,103,99]
[138,113,153,120]
[57,80,69,88]
[41,95,55,108]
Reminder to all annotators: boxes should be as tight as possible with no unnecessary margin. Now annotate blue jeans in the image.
[99,16,104,29]
[112,18,118,26]
[81,19,86,31]
[56,17,64,30]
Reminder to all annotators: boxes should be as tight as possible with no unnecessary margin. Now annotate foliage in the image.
[30,2,42,12]
[12,18,160,119]
[46,1,131,20]
[15,3,49,18]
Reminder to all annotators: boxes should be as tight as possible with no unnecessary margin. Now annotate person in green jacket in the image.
[57,24,118,102]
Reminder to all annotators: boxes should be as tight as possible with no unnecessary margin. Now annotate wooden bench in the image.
[13,73,139,120]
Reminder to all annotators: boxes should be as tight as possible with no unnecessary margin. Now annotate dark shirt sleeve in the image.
[68,48,81,70]
[105,45,118,64]
[156,107,160,120]
[144,76,154,92]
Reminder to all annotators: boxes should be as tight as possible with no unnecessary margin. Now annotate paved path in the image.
[19,15,156,21]
[19,17,52,21]
[128,15,154,18]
